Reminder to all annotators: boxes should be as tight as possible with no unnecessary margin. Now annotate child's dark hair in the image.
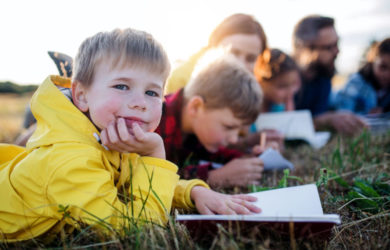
[359,38,390,89]
[254,48,299,82]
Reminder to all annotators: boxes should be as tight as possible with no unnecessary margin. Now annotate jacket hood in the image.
[27,76,101,149]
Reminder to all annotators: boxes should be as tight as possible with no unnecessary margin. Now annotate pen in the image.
[260,132,266,148]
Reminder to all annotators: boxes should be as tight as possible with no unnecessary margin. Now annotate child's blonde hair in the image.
[73,28,171,87]
[254,48,298,82]
[184,52,263,124]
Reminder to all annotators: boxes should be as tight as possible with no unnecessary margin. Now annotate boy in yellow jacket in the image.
[0,28,260,242]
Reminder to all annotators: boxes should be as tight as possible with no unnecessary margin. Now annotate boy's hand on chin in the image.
[100,118,165,159]
[190,186,261,215]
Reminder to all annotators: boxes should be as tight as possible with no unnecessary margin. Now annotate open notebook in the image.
[254,110,331,149]
[176,184,340,238]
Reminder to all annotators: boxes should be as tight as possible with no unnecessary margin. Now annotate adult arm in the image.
[314,111,368,136]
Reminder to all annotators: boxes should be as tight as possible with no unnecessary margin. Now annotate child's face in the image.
[75,62,164,133]
[373,54,390,88]
[218,33,262,73]
[192,107,243,153]
[260,70,301,105]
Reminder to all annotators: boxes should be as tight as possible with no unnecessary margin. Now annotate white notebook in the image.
[176,184,340,224]
[254,110,331,149]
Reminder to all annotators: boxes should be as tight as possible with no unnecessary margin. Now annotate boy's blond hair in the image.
[73,28,171,87]
[184,51,263,124]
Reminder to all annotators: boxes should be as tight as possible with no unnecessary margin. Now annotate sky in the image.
[0,0,389,85]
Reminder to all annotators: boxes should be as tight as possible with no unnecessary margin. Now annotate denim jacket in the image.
[333,73,378,114]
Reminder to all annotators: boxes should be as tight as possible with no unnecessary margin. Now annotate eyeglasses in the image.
[309,40,339,51]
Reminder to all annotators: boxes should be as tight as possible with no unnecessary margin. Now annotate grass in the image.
[1,94,389,249]
[0,93,33,143]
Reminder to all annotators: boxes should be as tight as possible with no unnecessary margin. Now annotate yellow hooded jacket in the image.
[0,76,208,242]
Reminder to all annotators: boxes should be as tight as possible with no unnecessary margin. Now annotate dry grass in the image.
[2,132,389,249]
[0,93,33,143]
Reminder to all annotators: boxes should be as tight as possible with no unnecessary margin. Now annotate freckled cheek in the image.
[148,110,162,131]
[92,98,123,126]
[147,100,163,131]
[103,98,123,112]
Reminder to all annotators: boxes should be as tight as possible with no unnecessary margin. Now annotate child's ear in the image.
[72,81,89,112]
[187,96,205,116]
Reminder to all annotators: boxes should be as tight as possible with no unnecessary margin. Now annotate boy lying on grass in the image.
[158,52,265,188]
[0,28,260,242]
[103,50,267,189]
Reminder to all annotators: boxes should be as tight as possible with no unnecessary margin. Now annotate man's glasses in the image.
[309,40,339,51]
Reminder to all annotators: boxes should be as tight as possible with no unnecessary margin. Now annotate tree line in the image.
[0,81,38,94]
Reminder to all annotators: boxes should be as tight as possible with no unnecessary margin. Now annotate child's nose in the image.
[228,132,239,145]
[128,95,147,111]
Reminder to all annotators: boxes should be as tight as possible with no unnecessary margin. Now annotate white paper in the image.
[254,110,330,149]
[249,184,323,216]
[307,131,331,149]
[259,148,294,170]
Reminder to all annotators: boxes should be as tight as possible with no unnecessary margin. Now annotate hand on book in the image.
[190,186,261,215]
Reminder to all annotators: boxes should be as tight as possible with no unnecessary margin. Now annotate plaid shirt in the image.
[156,89,243,181]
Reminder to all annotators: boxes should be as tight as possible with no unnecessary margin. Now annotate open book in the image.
[253,110,331,149]
[176,184,340,238]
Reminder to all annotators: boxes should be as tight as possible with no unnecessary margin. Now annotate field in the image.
[0,93,33,143]
[0,94,389,249]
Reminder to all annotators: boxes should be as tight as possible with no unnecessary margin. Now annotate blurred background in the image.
[0,0,389,85]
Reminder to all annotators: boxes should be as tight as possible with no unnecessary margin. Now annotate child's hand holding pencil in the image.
[251,130,283,155]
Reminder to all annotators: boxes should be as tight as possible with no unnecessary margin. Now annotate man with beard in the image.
[293,15,367,136]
